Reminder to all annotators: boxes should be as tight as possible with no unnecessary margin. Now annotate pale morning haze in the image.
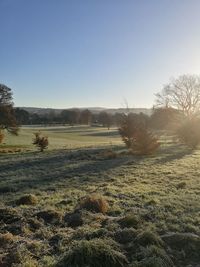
[1,1,200,267]
[1,0,200,108]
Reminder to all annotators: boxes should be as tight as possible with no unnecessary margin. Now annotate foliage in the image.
[98,111,113,129]
[0,84,19,135]
[176,118,200,148]
[150,107,182,130]
[60,109,80,125]
[15,108,30,125]
[56,239,128,267]
[119,113,160,155]
[79,194,109,214]
[155,74,200,117]
[80,109,92,125]
[33,132,49,152]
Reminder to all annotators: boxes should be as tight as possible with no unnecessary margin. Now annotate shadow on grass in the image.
[0,147,135,194]
[156,144,193,164]
[0,144,194,195]
[81,130,119,137]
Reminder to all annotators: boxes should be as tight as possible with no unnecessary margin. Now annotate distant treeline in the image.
[14,107,140,128]
[14,108,119,128]
[14,107,180,131]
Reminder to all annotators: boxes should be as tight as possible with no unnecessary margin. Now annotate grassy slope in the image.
[0,126,200,266]
[3,125,121,150]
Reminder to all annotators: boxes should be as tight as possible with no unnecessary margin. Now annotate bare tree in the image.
[155,74,200,117]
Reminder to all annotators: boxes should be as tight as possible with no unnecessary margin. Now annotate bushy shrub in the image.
[119,113,160,155]
[33,132,48,152]
[150,107,182,131]
[176,118,200,148]
[56,239,128,267]
[79,194,109,214]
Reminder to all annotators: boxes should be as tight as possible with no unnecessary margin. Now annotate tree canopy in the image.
[155,74,200,117]
[0,84,18,134]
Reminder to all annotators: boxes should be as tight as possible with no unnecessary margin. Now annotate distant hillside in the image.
[18,107,152,116]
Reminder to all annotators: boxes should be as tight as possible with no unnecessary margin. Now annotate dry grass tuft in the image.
[79,194,109,214]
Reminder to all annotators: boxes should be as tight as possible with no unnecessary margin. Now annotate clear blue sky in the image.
[1,0,200,109]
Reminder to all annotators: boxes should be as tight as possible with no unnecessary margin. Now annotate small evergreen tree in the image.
[119,113,160,155]
[33,132,48,152]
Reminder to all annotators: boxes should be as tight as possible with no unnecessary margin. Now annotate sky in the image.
[1,0,200,109]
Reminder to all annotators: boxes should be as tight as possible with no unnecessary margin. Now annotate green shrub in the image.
[79,194,109,214]
[56,239,128,267]
[16,194,38,205]
[119,113,160,155]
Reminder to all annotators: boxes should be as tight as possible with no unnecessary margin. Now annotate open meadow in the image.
[0,126,200,267]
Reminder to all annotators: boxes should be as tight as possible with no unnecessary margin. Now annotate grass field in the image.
[0,126,200,267]
[2,125,121,151]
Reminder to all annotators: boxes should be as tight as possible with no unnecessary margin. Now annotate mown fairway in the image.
[0,126,200,267]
